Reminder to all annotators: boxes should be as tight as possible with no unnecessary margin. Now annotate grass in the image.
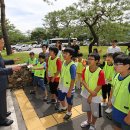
[80,46,127,58]
[2,51,38,64]
[2,46,127,63]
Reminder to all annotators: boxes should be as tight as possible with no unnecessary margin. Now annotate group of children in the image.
[27,42,130,130]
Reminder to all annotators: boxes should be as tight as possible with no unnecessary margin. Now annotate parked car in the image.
[16,45,32,51]
[35,44,42,48]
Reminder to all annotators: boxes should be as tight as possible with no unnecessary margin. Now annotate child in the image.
[31,53,48,100]
[101,53,115,109]
[76,53,86,89]
[27,52,38,90]
[41,44,49,62]
[41,44,49,85]
[47,46,62,104]
[110,54,130,130]
[58,47,76,120]
[81,53,105,130]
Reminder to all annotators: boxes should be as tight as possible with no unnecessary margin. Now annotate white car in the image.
[16,45,32,51]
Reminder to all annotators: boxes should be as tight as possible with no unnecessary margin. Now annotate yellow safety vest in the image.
[76,59,86,74]
[28,58,37,73]
[48,56,60,77]
[103,62,115,83]
[112,74,130,114]
[82,66,101,96]
[60,61,75,88]
[34,62,45,78]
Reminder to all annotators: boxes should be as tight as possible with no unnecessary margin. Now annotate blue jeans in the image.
[33,76,45,91]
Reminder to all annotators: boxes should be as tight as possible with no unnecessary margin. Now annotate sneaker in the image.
[43,97,48,102]
[106,114,112,120]
[105,107,112,114]
[101,102,107,107]
[30,90,36,94]
[63,113,72,120]
[57,108,67,113]
[89,125,96,130]
[47,99,56,104]
[80,120,90,128]
[55,102,60,110]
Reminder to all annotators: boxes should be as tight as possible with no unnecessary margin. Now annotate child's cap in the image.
[29,52,35,55]
[49,46,59,55]
[64,47,75,56]
[39,52,45,59]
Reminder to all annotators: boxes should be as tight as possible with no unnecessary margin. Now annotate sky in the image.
[5,0,78,33]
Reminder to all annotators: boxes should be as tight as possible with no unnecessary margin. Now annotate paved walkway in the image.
[0,87,114,130]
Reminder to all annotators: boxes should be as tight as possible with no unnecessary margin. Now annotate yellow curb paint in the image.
[53,113,66,124]
[14,89,85,130]
[25,117,43,130]
[40,115,58,128]
[14,89,44,130]
[73,105,85,114]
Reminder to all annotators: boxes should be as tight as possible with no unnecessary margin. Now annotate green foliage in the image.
[0,20,30,44]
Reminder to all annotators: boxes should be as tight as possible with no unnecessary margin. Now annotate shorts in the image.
[113,119,130,130]
[33,76,45,91]
[112,106,130,130]
[82,97,103,118]
[49,81,59,96]
[58,90,74,105]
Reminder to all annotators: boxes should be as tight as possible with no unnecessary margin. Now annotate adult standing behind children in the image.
[70,40,80,58]
[0,36,21,126]
[107,40,121,54]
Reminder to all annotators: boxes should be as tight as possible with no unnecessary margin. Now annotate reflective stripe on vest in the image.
[82,66,101,96]
[60,61,75,88]
[48,56,60,77]
[103,61,115,82]
[112,74,130,114]
[34,62,45,78]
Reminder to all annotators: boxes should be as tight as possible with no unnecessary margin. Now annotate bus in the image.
[49,38,77,46]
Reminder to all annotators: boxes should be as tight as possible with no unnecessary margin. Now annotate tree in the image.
[0,20,30,44]
[31,27,47,43]
[0,0,12,55]
[74,0,130,53]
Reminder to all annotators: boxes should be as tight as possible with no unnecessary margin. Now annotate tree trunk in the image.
[88,25,99,53]
[0,0,12,55]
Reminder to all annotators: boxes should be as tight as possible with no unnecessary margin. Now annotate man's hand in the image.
[12,66,21,72]
[87,95,92,104]
[67,91,71,98]
[124,114,130,125]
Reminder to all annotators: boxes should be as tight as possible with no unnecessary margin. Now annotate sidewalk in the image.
[0,90,26,130]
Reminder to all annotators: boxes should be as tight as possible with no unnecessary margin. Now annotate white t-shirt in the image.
[107,46,121,54]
